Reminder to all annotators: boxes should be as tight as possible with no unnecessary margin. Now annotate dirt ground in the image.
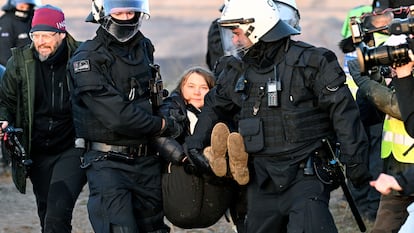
[0,0,377,232]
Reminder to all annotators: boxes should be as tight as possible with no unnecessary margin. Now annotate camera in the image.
[388,17,414,35]
[350,6,414,73]
[356,42,411,73]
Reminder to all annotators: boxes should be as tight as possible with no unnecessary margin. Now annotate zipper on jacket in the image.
[51,66,55,111]
[48,118,53,131]
[59,81,63,111]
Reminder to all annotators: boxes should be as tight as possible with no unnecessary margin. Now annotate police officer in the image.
[0,0,40,66]
[68,0,180,232]
[205,0,301,71]
[348,41,414,232]
[187,0,372,232]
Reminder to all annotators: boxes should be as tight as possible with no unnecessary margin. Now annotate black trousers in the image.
[84,150,170,233]
[229,184,247,233]
[246,165,338,233]
[29,147,87,233]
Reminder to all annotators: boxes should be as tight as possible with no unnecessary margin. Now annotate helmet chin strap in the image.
[230,44,252,60]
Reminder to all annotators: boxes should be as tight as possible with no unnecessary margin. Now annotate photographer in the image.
[340,7,394,222]
[348,34,414,232]
[375,50,414,233]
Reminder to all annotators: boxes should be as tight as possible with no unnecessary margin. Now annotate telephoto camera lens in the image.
[357,42,411,73]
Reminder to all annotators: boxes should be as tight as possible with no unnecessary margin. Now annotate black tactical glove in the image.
[186,148,212,175]
[346,163,373,188]
[182,158,199,175]
[406,37,414,52]
[152,137,185,164]
[160,116,183,139]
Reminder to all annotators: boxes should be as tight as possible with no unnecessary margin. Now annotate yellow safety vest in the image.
[381,114,414,163]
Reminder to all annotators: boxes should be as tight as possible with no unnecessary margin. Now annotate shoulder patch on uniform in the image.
[73,60,90,73]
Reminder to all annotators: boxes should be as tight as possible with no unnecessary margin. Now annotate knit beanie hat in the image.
[30,4,66,33]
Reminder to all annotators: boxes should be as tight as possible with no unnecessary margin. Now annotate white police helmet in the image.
[219,0,299,58]
[2,0,40,11]
[277,0,297,10]
[12,0,40,6]
[99,0,150,42]
[85,0,104,23]
[103,0,149,18]
[275,0,301,32]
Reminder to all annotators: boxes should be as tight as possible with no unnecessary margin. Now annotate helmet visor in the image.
[219,18,254,59]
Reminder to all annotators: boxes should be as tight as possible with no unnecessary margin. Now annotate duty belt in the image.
[90,142,148,157]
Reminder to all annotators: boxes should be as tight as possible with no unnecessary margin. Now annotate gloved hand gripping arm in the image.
[159,109,186,138]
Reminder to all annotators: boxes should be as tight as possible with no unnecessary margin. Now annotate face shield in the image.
[219,0,291,59]
[219,18,255,59]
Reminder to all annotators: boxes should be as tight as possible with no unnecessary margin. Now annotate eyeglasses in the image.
[29,32,58,42]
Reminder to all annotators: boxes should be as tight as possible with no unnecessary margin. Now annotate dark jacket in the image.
[187,38,369,187]
[189,38,368,163]
[158,90,191,143]
[0,33,81,154]
[394,76,414,138]
[158,91,235,229]
[348,58,414,196]
[69,27,163,145]
[0,10,32,66]
[393,76,414,195]
[154,90,199,164]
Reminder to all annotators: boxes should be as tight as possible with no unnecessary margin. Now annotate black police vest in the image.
[238,41,333,156]
[73,39,154,145]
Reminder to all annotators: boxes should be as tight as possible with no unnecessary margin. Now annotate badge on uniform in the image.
[73,60,90,73]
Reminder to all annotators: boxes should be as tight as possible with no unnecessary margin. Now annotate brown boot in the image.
[203,122,229,177]
[227,132,249,185]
